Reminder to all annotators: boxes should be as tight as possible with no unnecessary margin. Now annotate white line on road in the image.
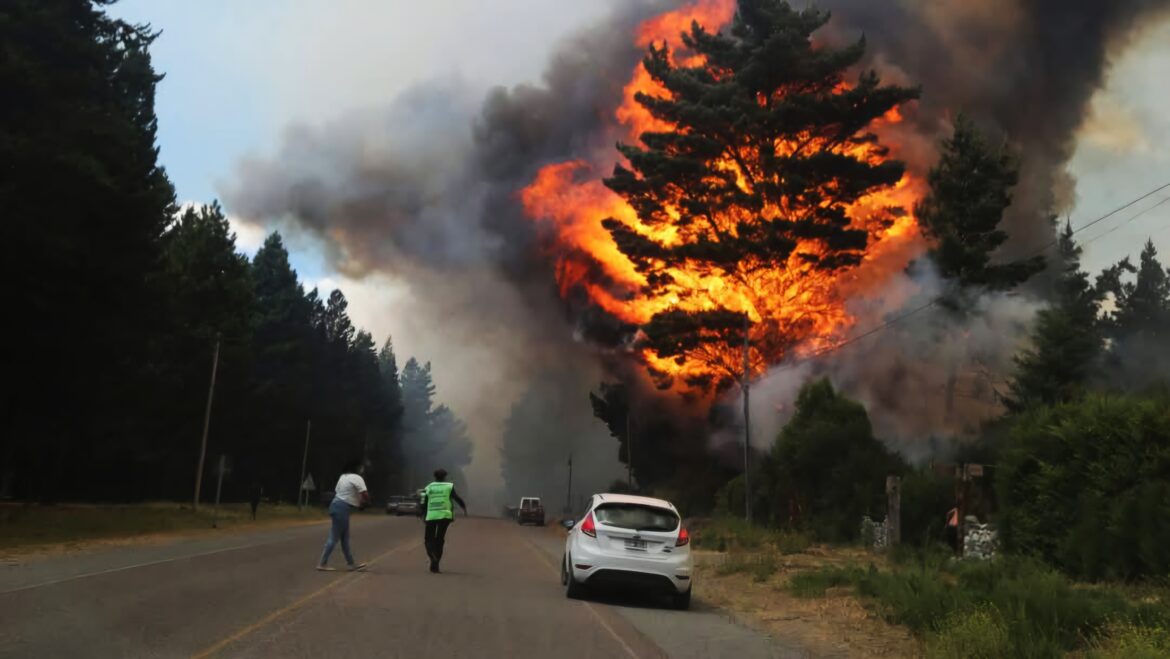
[518,535,643,659]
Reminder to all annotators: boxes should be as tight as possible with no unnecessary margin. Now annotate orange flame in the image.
[520,0,924,392]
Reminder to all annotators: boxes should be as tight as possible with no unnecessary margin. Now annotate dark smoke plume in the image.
[824,0,1170,249]
[224,0,1170,486]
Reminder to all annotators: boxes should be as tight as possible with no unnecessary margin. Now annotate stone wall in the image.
[860,515,889,552]
[963,518,998,560]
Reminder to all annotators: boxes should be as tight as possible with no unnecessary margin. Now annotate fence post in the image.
[886,475,901,547]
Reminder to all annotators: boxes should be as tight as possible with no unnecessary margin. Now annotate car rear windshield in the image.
[521,499,541,509]
[593,503,679,532]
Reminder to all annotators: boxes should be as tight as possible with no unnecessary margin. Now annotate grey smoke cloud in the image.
[224,0,1170,488]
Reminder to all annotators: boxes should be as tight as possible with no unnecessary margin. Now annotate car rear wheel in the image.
[670,587,691,611]
[563,554,585,600]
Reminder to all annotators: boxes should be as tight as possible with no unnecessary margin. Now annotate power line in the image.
[1021,181,1170,259]
[1079,195,1170,248]
[769,181,1170,372]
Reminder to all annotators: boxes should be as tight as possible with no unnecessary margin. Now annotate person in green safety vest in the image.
[419,468,467,573]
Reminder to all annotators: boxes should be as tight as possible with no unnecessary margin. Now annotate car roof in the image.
[520,496,540,500]
[592,493,678,511]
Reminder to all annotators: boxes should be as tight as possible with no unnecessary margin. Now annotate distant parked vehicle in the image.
[561,493,692,610]
[517,497,545,526]
[386,494,421,516]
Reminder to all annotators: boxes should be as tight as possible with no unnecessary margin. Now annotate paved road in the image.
[0,516,810,658]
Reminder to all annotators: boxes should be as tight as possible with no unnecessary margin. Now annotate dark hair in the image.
[433,468,448,481]
[343,459,363,474]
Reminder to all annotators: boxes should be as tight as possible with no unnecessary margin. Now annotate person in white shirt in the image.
[317,459,369,571]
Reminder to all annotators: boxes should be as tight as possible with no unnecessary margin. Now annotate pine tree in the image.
[1098,240,1170,388]
[376,337,405,493]
[136,202,255,499]
[601,0,919,391]
[1008,221,1103,409]
[916,116,1045,301]
[4,0,176,500]
[399,358,436,486]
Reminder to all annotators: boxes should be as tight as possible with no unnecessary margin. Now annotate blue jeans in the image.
[319,498,355,566]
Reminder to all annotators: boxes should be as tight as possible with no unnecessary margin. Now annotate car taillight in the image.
[675,526,690,547]
[581,513,596,538]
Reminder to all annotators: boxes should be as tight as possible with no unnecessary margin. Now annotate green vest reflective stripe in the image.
[424,482,454,521]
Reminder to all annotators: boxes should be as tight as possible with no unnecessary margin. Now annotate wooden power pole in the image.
[193,334,221,512]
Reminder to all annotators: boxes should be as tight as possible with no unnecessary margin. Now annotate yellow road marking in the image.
[519,535,642,659]
[191,539,421,658]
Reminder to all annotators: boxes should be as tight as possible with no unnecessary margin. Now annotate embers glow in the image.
[520,0,925,392]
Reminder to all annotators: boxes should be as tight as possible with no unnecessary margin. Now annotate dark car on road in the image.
[517,497,545,526]
[386,494,421,516]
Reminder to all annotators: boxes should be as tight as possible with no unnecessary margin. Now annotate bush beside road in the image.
[693,527,1170,659]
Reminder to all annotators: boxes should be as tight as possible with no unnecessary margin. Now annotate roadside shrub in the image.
[787,556,1170,657]
[694,515,811,555]
[786,564,868,598]
[1089,621,1170,659]
[754,379,906,541]
[998,392,1170,580]
[773,530,812,555]
[925,606,1012,659]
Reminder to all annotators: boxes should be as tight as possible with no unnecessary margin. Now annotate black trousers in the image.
[424,519,452,563]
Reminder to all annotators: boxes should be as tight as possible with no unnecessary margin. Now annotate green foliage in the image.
[925,606,1013,659]
[600,0,918,391]
[754,379,904,541]
[398,358,473,490]
[5,0,175,501]
[916,116,1044,297]
[787,565,868,598]
[899,467,954,549]
[1097,240,1170,390]
[997,392,1170,580]
[695,515,811,554]
[1008,220,1105,409]
[789,558,1170,657]
[1089,621,1170,659]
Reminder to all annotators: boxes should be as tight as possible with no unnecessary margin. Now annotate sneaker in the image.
[316,565,336,572]
[429,561,439,573]
[348,563,367,572]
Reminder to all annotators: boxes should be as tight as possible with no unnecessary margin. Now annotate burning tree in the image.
[596,0,919,391]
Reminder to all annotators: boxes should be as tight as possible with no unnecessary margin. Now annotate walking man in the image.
[419,468,467,573]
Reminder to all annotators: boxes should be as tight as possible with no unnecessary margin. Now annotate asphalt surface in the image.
[0,516,811,658]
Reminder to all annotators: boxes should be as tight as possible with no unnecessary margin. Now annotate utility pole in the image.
[626,412,634,490]
[193,333,221,512]
[212,454,226,528]
[743,313,752,524]
[566,453,573,515]
[298,420,312,509]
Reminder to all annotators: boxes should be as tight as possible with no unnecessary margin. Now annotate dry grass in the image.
[0,501,325,558]
[694,547,922,658]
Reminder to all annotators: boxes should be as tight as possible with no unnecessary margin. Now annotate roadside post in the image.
[212,454,226,528]
[886,475,901,547]
[298,420,311,509]
[193,333,221,512]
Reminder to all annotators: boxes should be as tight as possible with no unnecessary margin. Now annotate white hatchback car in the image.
[561,493,692,609]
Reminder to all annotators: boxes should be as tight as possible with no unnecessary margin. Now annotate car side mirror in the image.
[560,518,576,530]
